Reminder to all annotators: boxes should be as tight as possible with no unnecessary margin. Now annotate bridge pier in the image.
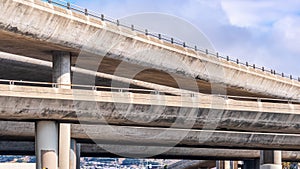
[216,161,238,169]
[260,150,282,169]
[36,51,72,169]
[76,143,81,169]
[53,51,72,169]
[35,121,59,169]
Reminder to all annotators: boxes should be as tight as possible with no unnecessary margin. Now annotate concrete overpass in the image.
[3,121,300,150]
[0,0,300,169]
[0,0,300,100]
[0,82,299,134]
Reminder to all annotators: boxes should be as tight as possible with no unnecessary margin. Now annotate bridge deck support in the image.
[76,143,81,169]
[260,150,282,169]
[216,161,238,169]
[53,51,72,169]
[36,121,58,169]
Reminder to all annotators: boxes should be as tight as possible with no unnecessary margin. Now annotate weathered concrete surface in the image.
[0,0,299,99]
[0,84,299,133]
[3,122,300,150]
[2,141,300,161]
[72,125,300,150]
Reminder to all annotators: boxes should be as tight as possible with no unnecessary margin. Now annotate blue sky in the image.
[69,0,300,77]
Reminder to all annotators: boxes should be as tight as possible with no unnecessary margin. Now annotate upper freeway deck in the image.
[0,0,299,99]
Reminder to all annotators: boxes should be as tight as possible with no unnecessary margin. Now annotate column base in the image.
[260,164,282,169]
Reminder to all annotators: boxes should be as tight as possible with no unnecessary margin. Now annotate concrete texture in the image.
[0,0,299,99]
[3,122,300,150]
[0,84,299,134]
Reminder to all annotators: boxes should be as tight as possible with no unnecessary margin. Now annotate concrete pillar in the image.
[230,161,238,169]
[243,159,259,169]
[35,121,58,169]
[260,150,282,169]
[70,139,77,169]
[76,143,81,169]
[217,161,231,169]
[52,51,71,88]
[53,51,72,169]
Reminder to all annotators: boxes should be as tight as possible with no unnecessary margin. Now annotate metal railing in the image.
[1,79,299,104]
[42,0,299,82]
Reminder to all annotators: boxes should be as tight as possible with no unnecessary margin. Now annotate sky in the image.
[69,0,300,77]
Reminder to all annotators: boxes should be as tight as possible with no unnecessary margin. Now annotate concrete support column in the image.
[52,51,71,88]
[70,139,77,169]
[76,143,81,169]
[230,161,238,169]
[260,150,282,169]
[243,159,259,169]
[35,121,58,169]
[217,161,231,169]
[53,51,72,169]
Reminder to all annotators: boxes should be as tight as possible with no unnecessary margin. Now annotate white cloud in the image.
[221,0,300,28]
[272,16,300,53]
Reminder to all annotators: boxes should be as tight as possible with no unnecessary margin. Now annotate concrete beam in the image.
[0,0,299,99]
[0,84,299,134]
[72,125,300,150]
[1,141,300,161]
[3,121,300,150]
